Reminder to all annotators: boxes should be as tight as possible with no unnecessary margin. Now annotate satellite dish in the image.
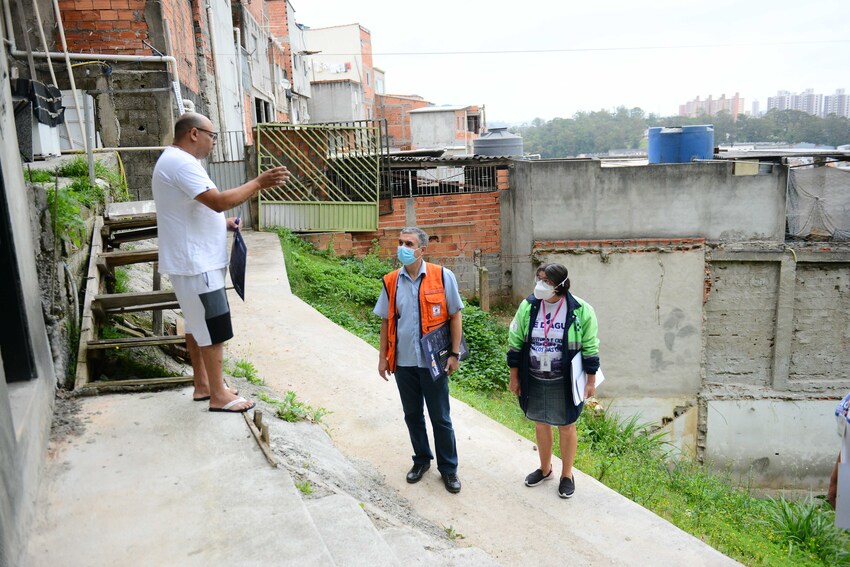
[280,79,292,90]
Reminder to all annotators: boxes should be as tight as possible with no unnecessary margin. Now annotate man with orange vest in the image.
[374,227,464,493]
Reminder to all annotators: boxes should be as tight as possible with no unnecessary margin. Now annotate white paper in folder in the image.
[570,353,605,406]
[836,422,850,529]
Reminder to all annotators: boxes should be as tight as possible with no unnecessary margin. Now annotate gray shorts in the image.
[170,268,233,347]
[524,375,582,426]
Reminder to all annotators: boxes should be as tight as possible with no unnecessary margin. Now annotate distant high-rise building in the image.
[766,88,849,117]
[793,89,823,116]
[823,89,850,118]
[767,90,793,112]
[678,93,745,119]
[751,100,760,117]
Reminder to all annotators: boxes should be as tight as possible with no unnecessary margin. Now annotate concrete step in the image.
[379,526,445,565]
[306,493,399,567]
[25,390,336,567]
[380,526,501,567]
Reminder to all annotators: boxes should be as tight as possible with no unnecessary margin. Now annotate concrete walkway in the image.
[225,231,740,566]
[25,229,740,567]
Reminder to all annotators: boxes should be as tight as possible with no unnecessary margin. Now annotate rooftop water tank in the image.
[473,127,524,157]
[648,125,714,163]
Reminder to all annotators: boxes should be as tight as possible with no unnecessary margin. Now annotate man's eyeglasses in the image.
[196,127,218,142]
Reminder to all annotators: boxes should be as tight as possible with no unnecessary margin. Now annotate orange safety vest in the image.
[382,262,449,372]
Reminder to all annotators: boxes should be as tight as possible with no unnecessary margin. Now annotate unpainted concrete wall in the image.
[790,264,850,382]
[506,158,850,489]
[410,112,458,150]
[705,261,780,386]
[534,246,706,399]
[0,47,58,567]
[308,82,362,123]
[506,159,787,302]
[705,399,837,490]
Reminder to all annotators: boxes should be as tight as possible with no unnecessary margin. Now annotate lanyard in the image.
[541,297,564,348]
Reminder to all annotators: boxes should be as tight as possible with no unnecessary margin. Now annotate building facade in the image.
[678,93,745,118]
[409,105,483,155]
[766,88,850,118]
[304,23,374,122]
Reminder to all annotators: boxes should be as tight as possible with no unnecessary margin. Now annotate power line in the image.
[316,38,850,57]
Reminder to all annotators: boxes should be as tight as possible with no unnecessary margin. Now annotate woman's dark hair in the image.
[538,263,570,296]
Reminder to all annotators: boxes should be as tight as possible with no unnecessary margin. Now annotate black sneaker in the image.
[524,467,553,487]
[558,475,575,498]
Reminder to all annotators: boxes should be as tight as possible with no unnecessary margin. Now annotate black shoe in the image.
[406,462,431,484]
[558,475,575,499]
[442,473,461,494]
[524,467,554,487]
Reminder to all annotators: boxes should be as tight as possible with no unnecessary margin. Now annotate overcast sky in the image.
[291,0,849,125]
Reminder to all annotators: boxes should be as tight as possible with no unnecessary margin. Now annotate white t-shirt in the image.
[152,146,227,276]
[529,297,568,379]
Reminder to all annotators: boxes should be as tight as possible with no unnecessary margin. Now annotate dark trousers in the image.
[394,366,458,475]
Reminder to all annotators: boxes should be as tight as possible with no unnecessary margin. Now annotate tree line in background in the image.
[511,108,850,158]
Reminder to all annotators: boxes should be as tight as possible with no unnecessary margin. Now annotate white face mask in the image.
[533,280,555,301]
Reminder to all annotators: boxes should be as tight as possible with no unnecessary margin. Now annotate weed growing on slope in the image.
[259,391,328,423]
[225,358,264,385]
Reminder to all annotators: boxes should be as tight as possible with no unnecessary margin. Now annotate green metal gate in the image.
[256,120,386,232]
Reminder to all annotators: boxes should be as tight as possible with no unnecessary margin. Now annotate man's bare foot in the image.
[193,386,238,401]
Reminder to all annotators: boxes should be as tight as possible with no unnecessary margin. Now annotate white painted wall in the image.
[210,0,244,138]
[305,25,363,85]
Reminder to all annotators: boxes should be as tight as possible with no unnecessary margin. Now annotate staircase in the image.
[75,201,191,392]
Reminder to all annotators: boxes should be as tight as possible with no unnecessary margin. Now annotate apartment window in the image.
[255,98,271,124]
[0,162,35,382]
[467,114,481,134]
[365,71,370,86]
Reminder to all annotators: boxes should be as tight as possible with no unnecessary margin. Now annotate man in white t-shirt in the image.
[152,112,288,413]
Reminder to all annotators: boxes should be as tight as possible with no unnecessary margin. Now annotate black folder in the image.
[229,227,247,301]
[420,323,469,381]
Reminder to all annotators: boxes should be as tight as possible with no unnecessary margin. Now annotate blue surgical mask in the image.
[397,245,417,266]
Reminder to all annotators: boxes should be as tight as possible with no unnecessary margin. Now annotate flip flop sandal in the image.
[209,397,255,413]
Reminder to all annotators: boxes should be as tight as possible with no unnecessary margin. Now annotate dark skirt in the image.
[524,375,582,426]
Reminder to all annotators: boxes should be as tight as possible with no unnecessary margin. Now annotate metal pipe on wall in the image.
[205,0,229,159]
[51,0,90,158]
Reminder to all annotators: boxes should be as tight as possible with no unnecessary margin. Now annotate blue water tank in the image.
[681,125,714,162]
[648,124,714,163]
[647,127,662,163]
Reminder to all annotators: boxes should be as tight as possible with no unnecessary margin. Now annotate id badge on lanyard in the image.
[540,298,564,373]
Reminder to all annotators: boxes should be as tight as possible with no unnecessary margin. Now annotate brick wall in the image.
[59,0,202,97]
[303,190,506,299]
[59,0,149,54]
[376,94,431,149]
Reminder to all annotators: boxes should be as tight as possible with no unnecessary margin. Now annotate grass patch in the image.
[259,391,328,423]
[225,358,264,385]
[24,167,54,183]
[295,479,314,495]
[277,229,849,566]
[113,267,130,294]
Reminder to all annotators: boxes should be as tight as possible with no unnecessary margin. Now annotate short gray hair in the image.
[400,227,428,248]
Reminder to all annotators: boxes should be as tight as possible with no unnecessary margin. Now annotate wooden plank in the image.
[74,216,105,390]
[87,335,187,350]
[76,375,194,395]
[107,227,158,247]
[100,301,180,315]
[93,289,176,310]
[99,248,159,267]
